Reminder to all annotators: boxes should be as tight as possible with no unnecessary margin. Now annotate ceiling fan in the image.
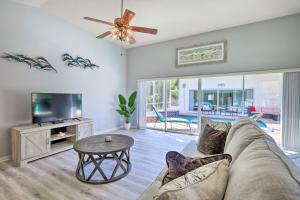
[84,0,158,44]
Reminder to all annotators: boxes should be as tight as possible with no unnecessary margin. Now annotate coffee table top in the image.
[73,134,134,154]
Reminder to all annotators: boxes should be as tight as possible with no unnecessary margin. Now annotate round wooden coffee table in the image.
[73,134,134,184]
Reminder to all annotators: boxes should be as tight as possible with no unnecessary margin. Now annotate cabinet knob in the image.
[46,138,50,144]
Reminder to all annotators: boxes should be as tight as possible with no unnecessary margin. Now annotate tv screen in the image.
[32,93,82,124]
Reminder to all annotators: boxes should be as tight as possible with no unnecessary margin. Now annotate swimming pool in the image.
[177,115,267,129]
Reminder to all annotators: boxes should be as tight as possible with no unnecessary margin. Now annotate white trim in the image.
[136,67,300,82]
[197,78,202,133]
[0,155,11,163]
[164,80,167,131]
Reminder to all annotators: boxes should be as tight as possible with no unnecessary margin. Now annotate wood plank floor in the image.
[0,129,196,200]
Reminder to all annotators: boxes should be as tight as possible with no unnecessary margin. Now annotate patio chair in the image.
[152,106,191,130]
[250,113,263,121]
[249,113,271,131]
[201,104,214,115]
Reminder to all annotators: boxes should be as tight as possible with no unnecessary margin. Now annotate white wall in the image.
[244,73,282,107]
[0,0,127,157]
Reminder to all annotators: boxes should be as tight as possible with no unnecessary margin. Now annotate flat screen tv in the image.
[32,93,82,124]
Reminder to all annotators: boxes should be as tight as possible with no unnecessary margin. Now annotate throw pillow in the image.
[201,118,232,133]
[154,159,230,200]
[198,124,228,155]
[162,151,232,185]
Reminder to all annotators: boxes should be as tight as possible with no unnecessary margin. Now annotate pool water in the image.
[176,115,267,128]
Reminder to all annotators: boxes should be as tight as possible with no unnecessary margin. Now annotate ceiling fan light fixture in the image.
[111,26,119,34]
[83,0,157,44]
[112,33,118,40]
[126,29,133,36]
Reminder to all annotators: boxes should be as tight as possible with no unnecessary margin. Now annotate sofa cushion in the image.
[162,151,232,185]
[198,124,228,155]
[201,118,232,133]
[224,119,300,200]
[224,118,265,163]
[155,159,230,200]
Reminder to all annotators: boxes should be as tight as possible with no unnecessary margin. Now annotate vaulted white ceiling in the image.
[12,0,300,48]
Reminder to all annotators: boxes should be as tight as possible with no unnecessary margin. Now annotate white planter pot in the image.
[124,123,131,130]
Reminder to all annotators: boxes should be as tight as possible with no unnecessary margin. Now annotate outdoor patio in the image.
[146,115,281,145]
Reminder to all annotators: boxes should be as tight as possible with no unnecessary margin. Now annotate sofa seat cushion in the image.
[155,159,230,200]
[138,180,161,200]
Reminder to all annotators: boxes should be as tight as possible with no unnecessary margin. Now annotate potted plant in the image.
[116,91,137,130]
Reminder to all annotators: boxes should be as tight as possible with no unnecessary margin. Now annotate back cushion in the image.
[198,124,228,155]
[201,118,231,133]
[224,118,264,163]
[224,138,300,200]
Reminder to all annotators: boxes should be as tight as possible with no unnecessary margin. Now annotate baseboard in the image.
[94,127,122,135]
[0,155,11,163]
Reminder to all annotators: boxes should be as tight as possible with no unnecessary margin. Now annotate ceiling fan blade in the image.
[131,26,158,35]
[96,31,111,39]
[121,9,136,25]
[127,36,136,44]
[84,17,114,26]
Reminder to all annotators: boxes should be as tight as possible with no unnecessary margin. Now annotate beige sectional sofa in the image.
[138,118,300,200]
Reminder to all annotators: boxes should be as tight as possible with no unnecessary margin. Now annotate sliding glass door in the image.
[145,80,166,131]
[140,72,282,145]
[244,73,282,145]
[165,78,199,134]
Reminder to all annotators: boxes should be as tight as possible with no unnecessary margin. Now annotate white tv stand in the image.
[11,118,93,166]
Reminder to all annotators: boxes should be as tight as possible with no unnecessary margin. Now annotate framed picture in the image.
[176,41,227,66]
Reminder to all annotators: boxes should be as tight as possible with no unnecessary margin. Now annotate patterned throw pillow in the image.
[155,159,230,200]
[162,151,232,185]
[198,124,228,155]
[201,118,232,133]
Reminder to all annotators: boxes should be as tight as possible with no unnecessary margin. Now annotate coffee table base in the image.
[75,148,131,184]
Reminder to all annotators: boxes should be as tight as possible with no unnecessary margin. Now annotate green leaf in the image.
[117,109,130,117]
[128,91,137,107]
[118,94,126,105]
[117,106,130,114]
[119,104,127,111]
[129,106,136,114]
[116,109,125,116]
